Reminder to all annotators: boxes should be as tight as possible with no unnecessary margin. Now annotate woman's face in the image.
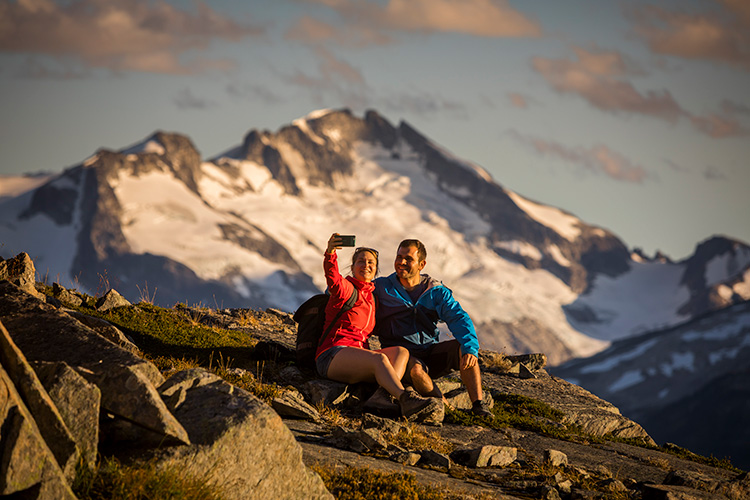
[352,250,378,282]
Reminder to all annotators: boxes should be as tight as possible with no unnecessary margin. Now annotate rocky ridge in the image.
[1,252,748,499]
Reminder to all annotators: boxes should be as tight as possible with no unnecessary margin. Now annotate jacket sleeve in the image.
[324,252,353,302]
[433,286,480,357]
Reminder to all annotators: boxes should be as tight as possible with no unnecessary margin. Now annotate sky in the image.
[0,0,748,261]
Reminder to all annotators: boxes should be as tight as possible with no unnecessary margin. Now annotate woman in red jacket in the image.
[316,233,438,420]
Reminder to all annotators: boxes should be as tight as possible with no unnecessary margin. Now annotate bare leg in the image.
[379,346,410,380]
[407,359,443,399]
[326,347,407,399]
[460,362,483,403]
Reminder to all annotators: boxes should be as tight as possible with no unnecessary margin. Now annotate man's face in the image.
[394,245,425,283]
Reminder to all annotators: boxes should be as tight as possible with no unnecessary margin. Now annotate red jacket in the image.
[315,252,376,358]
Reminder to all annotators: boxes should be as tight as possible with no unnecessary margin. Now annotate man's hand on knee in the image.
[460,353,478,371]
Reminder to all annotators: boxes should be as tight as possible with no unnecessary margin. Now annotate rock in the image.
[96,288,131,311]
[301,378,350,407]
[52,283,83,307]
[361,412,405,436]
[540,485,562,500]
[31,361,101,470]
[157,369,333,499]
[0,252,42,298]
[64,308,140,354]
[0,320,80,481]
[272,388,321,421]
[391,451,421,466]
[439,382,494,412]
[507,362,537,379]
[328,426,388,453]
[453,445,517,468]
[419,450,452,470]
[0,281,189,447]
[0,363,77,499]
[544,449,568,467]
[508,353,547,371]
[599,478,627,492]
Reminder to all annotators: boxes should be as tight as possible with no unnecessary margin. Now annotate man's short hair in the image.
[398,239,426,262]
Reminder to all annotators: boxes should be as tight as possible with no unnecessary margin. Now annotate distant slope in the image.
[552,300,750,469]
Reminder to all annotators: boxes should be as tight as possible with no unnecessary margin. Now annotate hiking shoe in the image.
[363,386,400,418]
[471,399,493,418]
[399,388,441,421]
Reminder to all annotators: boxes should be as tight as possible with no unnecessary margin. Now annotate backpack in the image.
[293,288,359,370]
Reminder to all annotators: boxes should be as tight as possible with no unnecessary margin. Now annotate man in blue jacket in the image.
[373,239,492,418]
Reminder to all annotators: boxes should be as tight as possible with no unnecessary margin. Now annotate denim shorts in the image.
[316,345,347,378]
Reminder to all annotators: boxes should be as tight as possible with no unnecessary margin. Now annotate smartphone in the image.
[339,235,356,247]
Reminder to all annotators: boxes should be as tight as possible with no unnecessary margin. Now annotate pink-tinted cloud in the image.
[533,46,747,138]
[508,92,528,109]
[509,131,649,183]
[532,47,683,122]
[285,15,393,47]
[295,0,541,41]
[629,2,750,70]
[0,0,264,74]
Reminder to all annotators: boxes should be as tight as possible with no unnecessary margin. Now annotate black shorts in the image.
[407,340,462,379]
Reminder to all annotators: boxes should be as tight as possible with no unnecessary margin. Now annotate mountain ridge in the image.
[1,108,749,366]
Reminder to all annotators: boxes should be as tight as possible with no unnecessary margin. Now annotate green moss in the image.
[445,392,571,440]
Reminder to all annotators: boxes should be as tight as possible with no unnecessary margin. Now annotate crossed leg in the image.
[326,346,410,399]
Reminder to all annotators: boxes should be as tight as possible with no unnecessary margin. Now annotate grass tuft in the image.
[73,457,224,500]
[312,464,468,500]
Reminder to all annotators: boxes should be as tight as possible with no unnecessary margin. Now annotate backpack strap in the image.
[317,287,359,348]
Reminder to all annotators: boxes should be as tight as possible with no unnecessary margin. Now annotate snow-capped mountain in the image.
[552,300,750,469]
[1,108,749,365]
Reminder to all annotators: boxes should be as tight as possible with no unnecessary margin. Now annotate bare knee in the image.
[373,352,391,368]
[409,361,427,378]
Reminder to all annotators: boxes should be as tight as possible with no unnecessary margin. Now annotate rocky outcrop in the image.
[0,278,335,499]
[0,281,188,447]
[0,320,80,487]
[156,369,332,499]
[0,361,77,499]
[0,252,41,298]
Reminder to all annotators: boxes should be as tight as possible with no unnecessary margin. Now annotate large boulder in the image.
[157,369,333,500]
[0,252,42,298]
[0,320,79,481]
[0,363,76,499]
[31,360,101,470]
[0,281,189,447]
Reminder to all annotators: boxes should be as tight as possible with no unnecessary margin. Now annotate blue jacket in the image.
[373,273,479,358]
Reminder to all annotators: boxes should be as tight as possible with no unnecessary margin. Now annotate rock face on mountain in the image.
[552,300,750,470]
[2,109,749,366]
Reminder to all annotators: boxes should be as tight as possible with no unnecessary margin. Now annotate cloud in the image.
[629,2,750,70]
[0,0,264,74]
[532,46,747,138]
[508,92,528,109]
[509,131,649,183]
[721,99,750,116]
[703,165,728,181]
[173,87,216,110]
[293,0,541,43]
[532,47,683,122]
[226,82,284,104]
[285,15,393,47]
